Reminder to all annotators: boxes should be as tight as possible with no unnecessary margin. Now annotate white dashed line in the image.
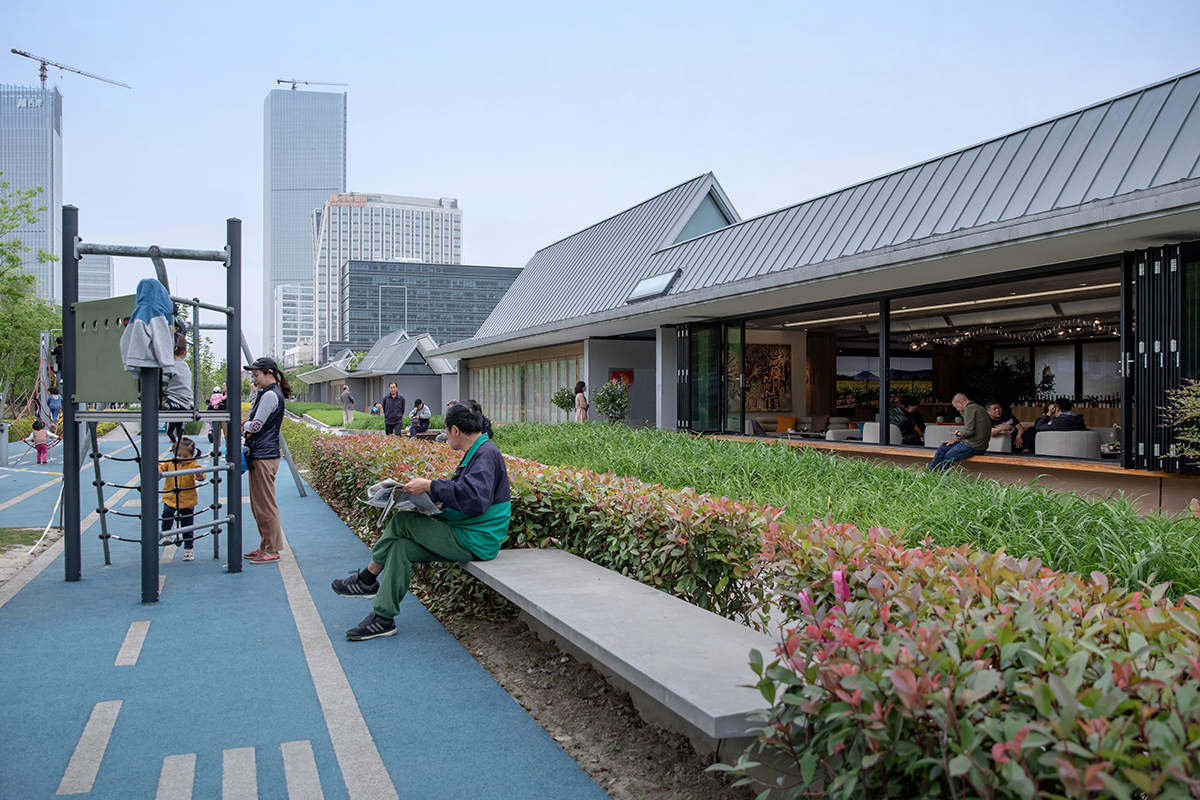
[114,621,151,666]
[56,700,122,795]
[155,753,196,800]
[222,747,258,800]
[282,740,325,800]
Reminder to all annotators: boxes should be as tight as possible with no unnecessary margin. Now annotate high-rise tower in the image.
[0,84,63,304]
[263,88,346,356]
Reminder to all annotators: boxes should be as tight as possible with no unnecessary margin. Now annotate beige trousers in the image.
[248,458,282,554]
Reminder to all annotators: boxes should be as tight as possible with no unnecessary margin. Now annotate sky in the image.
[5,0,1200,356]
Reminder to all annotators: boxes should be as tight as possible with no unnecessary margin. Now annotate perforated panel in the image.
[73,295,141,403]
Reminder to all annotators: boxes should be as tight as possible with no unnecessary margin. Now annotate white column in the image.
[656,326,678,431]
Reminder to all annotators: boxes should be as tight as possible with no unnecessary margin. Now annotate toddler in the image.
[26,420,59,464]
[159,437,200,561]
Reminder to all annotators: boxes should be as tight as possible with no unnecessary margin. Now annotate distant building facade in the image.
[339,260,520,349]
[0,84,63,304]
[312,193,463,350]
[77,253,114,301]
[273,284,314,358]
[263,88,346,356]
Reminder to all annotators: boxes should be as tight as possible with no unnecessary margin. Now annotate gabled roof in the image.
[469,173,739,340]
[298,333,456,383]
[296,349,355,383]
[654,67,1200,294]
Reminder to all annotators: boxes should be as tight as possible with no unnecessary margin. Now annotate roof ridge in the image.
[530,173,714,255]
[670,66,1200,246]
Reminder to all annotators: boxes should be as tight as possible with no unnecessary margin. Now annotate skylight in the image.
[626,270,680,303]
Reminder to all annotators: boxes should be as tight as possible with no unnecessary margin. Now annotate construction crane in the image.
[10,49,131,90]
[277,79,348,91]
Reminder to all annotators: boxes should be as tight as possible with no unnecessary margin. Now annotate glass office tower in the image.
[263,89,346,356]
[77,253,114,301]
[0,85,63,304]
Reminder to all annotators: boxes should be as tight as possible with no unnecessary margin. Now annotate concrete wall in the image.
[584,338,657,426]
[743,328,807,426]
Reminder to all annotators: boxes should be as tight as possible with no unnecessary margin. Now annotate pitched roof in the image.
[469,173,739,340]
[655,67,1200,294]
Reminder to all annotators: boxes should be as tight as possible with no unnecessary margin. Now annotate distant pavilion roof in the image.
[435,67,1200,359]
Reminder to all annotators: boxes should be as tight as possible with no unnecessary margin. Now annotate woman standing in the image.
[242,356,291,564]
[574,381,589,423]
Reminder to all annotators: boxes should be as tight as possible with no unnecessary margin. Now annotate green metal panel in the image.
[74,295,142,403]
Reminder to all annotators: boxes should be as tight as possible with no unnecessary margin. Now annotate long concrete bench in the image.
[462,548,777,760]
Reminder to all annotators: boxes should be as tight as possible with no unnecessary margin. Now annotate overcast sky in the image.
[6,0,1199,355]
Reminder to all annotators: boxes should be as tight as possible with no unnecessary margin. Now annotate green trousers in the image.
[372,511,475,619]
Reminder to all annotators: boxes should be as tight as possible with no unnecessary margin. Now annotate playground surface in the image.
[0,429,609,799]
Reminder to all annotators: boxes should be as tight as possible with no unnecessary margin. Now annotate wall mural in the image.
[744,344,792,412]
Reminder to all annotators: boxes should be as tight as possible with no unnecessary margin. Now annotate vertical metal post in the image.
[62,205,81,582]
[191,298,201,413]
[211,422,222,560]
[139,367,160,603]
[226,219,243,573]
[878,298,891,445]
[38,330,50,426]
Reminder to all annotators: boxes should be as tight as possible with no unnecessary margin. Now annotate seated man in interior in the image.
[1020,396,1087,453]
[888,395,926,445]
[986,400,1026,450]
[927,393,991,471]
[330,401,511,640]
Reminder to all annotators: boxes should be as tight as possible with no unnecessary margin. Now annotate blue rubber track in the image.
[0,433,608,799]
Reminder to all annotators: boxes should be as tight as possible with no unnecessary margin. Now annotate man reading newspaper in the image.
[330,401,511,641]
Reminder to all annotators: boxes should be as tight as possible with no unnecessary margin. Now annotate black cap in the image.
[245,356,280,373]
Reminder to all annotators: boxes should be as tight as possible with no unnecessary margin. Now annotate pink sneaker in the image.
[249,552,280,564]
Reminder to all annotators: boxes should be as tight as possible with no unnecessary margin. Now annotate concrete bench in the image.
[462,548,776,760]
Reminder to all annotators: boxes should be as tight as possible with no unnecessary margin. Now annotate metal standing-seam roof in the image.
[469,173,740,340]
[656,67,1200,294]
[447,67,1200,353]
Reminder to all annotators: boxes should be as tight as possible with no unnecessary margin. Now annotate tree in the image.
[0,175,59,416]
[591,377,631,423]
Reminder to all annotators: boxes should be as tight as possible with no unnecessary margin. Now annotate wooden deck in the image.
[719,435,1200,516]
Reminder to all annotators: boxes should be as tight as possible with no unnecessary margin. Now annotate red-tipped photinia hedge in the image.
[310,433,1200,798]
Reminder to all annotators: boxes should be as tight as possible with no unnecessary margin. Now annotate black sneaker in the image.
[346,612,396,641]
[331,569,379,599]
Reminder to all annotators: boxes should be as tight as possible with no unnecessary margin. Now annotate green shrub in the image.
[717,519,1200,799]
[8,416,33,442]
[591,377,630,422]
[281,418,319,468]
[183,420,203,435]
[497,423,1200,597]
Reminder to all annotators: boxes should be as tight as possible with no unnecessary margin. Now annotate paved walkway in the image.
[0,430,608,799]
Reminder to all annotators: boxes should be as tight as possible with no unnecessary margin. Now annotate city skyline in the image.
[4,1,1200,357]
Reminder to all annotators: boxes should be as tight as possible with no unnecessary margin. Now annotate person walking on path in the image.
[380,382,406,436]
[159,437,200,561]
[331,401,511,640]
[574,381,589,423]
[928,393,991,471]
[47,387,62,427]
[339,385,355,427]
[408,399,431,437]
[242,357,291,564]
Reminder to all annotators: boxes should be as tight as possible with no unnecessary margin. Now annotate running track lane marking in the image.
[56,700,122,795]
[282,740,326,800]
[114,621,151,666]
[223,747,257,800]
[155,753,196,800]
[0,440,133,514]
[277,529,399,800]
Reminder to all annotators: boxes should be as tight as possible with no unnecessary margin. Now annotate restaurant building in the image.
[433,69,1200,510]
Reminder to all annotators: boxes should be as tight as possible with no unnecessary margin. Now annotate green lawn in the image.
[0,527,45,550]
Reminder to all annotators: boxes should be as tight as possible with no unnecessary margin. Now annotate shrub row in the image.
[721,519,1200,799]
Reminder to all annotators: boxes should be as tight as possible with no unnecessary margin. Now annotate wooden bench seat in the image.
[462,548,775,758]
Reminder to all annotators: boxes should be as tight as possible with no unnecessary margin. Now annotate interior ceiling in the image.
[747,266,1121,345]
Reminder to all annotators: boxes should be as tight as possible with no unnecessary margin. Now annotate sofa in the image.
[1035,430,1103,460]
[747,415,852,437]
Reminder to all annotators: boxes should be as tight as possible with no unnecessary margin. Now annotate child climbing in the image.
[25,420,60,465]
[159,436,200,561]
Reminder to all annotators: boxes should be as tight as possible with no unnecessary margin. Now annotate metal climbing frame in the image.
[61,207,244,603]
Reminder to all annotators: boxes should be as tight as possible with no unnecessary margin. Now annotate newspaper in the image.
[361,479,441,526]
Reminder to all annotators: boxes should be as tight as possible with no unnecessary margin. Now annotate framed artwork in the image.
[610,369,633,386]
[744,344,791,412]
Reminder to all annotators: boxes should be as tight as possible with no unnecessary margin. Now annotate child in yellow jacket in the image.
[159,437,200,561]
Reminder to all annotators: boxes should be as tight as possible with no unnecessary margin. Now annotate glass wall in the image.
[467,346,584,424]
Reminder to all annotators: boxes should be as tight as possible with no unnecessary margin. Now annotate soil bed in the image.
[438,608,755,800]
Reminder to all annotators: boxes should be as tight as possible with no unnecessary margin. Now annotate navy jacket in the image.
[245,383,285,459]
[380,393,406,424]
